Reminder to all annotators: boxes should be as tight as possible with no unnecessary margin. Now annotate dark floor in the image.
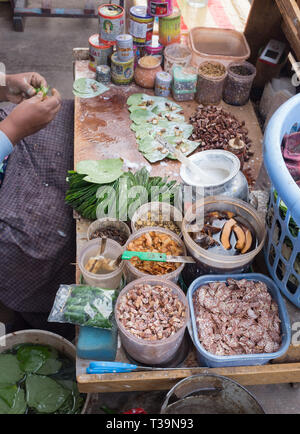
[1,0,300,414]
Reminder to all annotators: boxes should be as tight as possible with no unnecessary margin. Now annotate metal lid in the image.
[98,4,124,18]
[159,7,181,20]
[130,5,152,19]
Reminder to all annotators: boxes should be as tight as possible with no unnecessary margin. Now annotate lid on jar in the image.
[160,7,181,20]
[156,71,172,83]
[130,5,152,19]
[173,65,197,82]
[116,34,133,43]
[98,4,123,17]
[89,34,113,49]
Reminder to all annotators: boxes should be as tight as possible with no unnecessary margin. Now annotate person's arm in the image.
[0,88,62,147]
[0,72,47,103]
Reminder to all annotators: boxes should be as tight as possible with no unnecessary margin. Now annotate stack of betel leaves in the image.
[0,344,84,414]
[65,162,178,220]
[127,93,200,163]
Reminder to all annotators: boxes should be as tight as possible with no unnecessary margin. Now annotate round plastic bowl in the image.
[115,276,189,365]
[131,202,183,237]
[78,238,125,289]
[124,226,187,283]
[87,217,131,246]
[182,196,266,274]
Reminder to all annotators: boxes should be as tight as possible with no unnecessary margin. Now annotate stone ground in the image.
[1,0,300,414]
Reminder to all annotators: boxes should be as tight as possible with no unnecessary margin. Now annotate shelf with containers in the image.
[71,49,300,393]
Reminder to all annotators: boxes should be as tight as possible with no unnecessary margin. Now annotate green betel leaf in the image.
[0,354,23,384]
[0,384,18,408]
[36,358,62,376]
[76,159,124,184]
[130,109,158,125]
[0,387,26,414]
[17,345,52,373]
[127,93,143,106]
[26,375,70,414]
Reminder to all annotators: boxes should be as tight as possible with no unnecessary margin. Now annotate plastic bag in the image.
[48,285,117,329]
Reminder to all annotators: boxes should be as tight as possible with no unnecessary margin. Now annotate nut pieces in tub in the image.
[193,278,281,356]
[116,283,186,340]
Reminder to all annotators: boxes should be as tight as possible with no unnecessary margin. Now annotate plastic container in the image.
[145,35,164,59]
[155,71,172,97]
[223,62,256,106]
[124,227,186,283]
[182,196,266,275]
[115,276,189,365]
[78,238,124,289]
[188,27,250,68]
[172,88,195,102]
[173,65,197,91]
[131,202,182,237]
[158,8,181,46]
[164,43,192,74]
[264,93,300,307]
[87,217,131,246]
[161,374,265,414]
[187,274,291,368]
[196,61,227,105]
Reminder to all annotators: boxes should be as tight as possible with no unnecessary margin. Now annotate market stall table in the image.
[73,51,300,393]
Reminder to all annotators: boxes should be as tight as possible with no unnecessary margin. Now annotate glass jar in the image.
[223,61,256,106]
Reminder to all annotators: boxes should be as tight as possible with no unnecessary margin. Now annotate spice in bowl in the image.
[117,283,187,340]
[139,55,161,68]
[135,211,181,236]
[127,231,183,274]
[90,227,128,246]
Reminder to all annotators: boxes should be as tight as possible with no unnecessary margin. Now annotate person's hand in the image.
[4,72,48,103]
[0,89,62,145]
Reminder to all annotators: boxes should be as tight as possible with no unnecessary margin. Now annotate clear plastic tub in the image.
[188,27,250,68]
[87,217,131,246]
[124,227,186,283]
[182,196,266,275]
[78,238,125,289]
[173,65,197,92]
[131,202,183,237]
[164,43,192,74]
[115,276,189,365]
[172,87,195,102]
[187,273,291,368]
[196,61,227,105]
[223,61,256,106]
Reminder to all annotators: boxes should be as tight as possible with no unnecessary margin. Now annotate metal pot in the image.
[161,374,265,414]
[179,150,249,202]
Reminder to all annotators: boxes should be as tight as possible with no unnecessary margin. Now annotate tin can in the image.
[88,34,113,72]
[145,35,164,59]
[96,65,111,84]
[129,6,154,46]
[116,34,134,61]
[148,0,173,17]
[155,71,172,97]
[159,7,181,46]
[98,3,125,43]
[111,52,134,85]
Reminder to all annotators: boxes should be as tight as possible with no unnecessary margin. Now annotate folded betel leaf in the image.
[165,136,200,160]
[17,345,52,373]
[130,108,160,125]
[127,93,143,106]
[76,158,124,184]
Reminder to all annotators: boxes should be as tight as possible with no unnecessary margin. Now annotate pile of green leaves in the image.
[66,165,178,220]
[127,93,199,163]
[48,285,116,329]
[0,345,84,414]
